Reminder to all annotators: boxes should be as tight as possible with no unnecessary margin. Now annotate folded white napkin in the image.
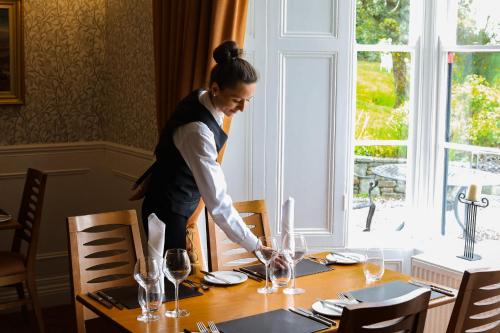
[148,213,165,292]
[281,197,295,251]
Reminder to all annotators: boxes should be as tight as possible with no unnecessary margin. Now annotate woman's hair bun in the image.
[213,40,242,64]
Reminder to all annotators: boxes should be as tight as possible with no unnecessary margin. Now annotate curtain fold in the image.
[152,0,249,271]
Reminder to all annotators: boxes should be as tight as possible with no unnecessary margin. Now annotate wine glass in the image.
[269,251,291,289]
[254,236,279,294]
[163,249,191,317]
[137,281,162,322]
[282,234,307,295]
[363,247,385,283]
[134,257,160,322]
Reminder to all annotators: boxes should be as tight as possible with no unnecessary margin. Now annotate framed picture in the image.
[0,0,23,104]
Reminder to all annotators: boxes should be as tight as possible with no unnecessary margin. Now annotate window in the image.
[350,0,420,244]
[440,0,500,242]
[350,0,499,247]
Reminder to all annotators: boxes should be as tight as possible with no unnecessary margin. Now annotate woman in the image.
[141,41,260,254]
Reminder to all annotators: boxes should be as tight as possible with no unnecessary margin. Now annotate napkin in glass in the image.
[148,213,165,293]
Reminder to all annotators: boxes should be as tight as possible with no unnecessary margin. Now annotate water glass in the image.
[363,247,385,283]
[255,236,279,294]
[137,282,162,322]
[163,249,191,318]
[283,234,307,295]
[134,257,160,322]
[270,252,291,288]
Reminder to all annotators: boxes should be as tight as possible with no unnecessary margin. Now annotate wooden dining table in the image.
[76,253,456,333]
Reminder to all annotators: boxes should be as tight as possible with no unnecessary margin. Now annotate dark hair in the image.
[209,41,258,90]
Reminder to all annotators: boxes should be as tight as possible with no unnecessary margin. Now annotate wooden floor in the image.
[0,305,122,333]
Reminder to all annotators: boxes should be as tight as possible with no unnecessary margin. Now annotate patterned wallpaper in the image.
[103,0,157,151]
[0,0,157,150]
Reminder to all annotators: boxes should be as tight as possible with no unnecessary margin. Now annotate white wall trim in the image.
[0,141,106,156]
[111,169,138,182]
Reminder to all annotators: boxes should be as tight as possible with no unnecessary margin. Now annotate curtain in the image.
[152,0,249,271]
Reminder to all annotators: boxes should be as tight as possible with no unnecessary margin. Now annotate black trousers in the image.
[141,196,188,251]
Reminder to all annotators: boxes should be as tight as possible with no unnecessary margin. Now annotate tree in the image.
[356,0,410,107]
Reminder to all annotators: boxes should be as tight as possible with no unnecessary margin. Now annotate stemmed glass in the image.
[282,234,307,295]
[363,247,384,283]
[134,257,161,322]
[163,249,191,317]
[254,236,279,294]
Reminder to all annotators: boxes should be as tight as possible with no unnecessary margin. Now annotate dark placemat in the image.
[349,280,446,303]
[243,259,332,279]
[100,279,203,309]
[216,309,329,333]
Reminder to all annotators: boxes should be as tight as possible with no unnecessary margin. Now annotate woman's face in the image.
[210,81,256,117]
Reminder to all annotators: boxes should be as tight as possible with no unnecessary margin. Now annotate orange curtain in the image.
[152,0,249,270]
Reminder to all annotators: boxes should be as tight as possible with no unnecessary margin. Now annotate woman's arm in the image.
[173,122,259,252]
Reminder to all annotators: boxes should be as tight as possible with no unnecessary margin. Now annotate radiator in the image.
[411,259,463,333]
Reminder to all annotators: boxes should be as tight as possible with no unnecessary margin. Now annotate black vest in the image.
[147,89,228,217]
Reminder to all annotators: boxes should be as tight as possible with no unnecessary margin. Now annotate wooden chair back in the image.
[67,210,144,333]
[446,267,500,333]
[206,200,271,271]
[338,288,431,333]
[11,168,48,274]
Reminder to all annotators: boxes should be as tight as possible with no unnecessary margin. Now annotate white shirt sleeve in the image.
[173,122,260,252]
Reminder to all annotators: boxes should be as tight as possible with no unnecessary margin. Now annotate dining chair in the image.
[0,168,47,333]
[338,288,431,333]
[67,209,144,333]
[446,267,500,333]
[206,200,271,271]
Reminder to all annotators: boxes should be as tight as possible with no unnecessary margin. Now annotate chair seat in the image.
[0,252,26,277]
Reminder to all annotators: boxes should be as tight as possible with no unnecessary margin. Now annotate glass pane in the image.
[443,149,500,241]
[356,0,410,45]
[448,52,500,148]
[356,52,411,141]
[352,145,407,233]
[457,0,500,45]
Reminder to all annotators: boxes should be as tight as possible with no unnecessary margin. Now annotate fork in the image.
[208,321,221,333]
[337,292,357,303]
[196,322,209,333]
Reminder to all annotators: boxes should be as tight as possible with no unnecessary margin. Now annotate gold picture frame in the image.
[0,0,23,104]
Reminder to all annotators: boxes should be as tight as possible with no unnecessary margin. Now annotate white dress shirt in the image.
[173,90,259,252]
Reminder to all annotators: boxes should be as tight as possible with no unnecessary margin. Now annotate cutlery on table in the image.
[200,270,231,284]
[196,322,209,333]
[239,267,266,280]
[87,292,113,309]
[316,298,345,311]
[233,268,263,282]
[409,280,455,297]
[337,292,358,303]
[331,252,360,262]
[297,307,337,326]
[187,279,210,291]
[208,321,221,333]
[96,290,124,310]
[289,308,332,327]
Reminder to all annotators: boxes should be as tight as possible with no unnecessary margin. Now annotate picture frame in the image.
[0,0,23,104]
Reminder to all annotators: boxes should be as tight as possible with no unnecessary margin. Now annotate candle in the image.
[466,184,480,202]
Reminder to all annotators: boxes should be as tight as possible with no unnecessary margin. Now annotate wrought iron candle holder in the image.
[457,193,489,261]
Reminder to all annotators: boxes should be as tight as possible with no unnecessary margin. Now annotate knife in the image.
[239,267,266,279]
[87,292,113,309]
[233,268,263,282]
[200,270,231,284]
[96,290,124,310]
[331,252,360,262]
[409,280,455,297]
[289,308,332,327]
[297,307,337,326]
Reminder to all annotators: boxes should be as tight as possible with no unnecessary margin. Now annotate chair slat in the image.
[464,312,500,330]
